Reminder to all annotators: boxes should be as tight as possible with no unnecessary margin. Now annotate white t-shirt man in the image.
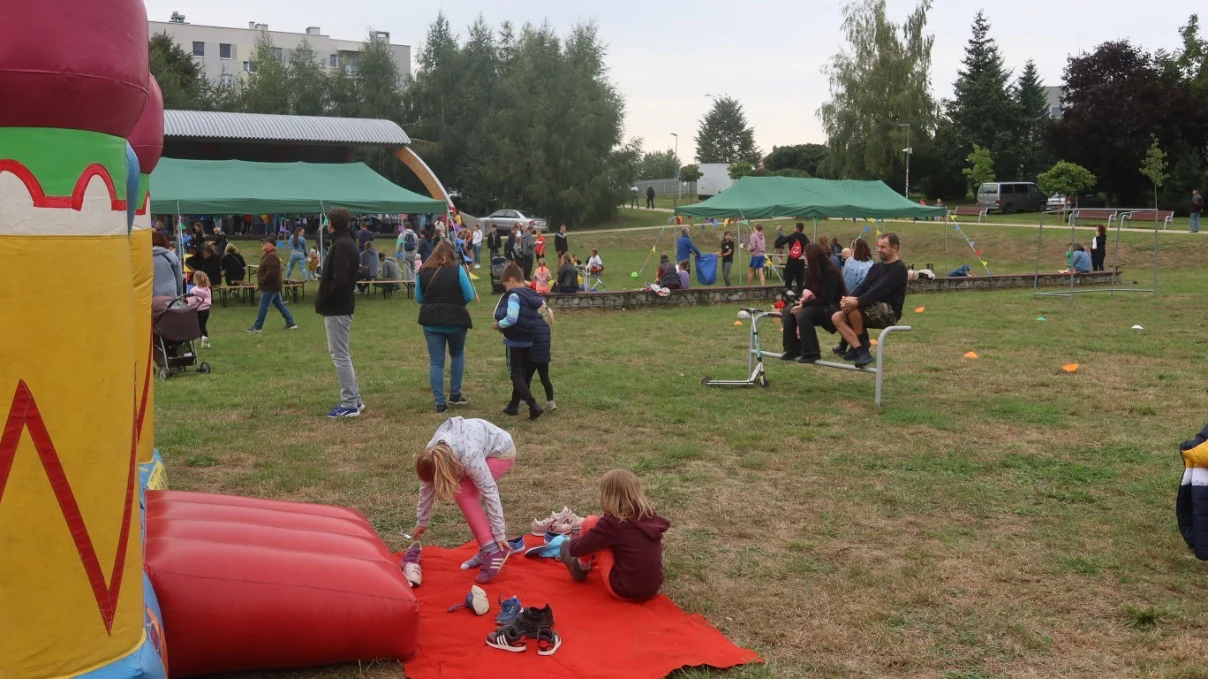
[588,253,603,270]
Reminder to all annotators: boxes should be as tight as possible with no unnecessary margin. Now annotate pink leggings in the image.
[456,457,514,548]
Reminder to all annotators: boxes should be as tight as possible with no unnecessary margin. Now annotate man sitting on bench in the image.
[831,233,907,369]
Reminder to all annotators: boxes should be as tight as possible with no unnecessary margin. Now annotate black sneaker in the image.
[515,604,555,639]
[779,352,800,361]
[436,404,448,414]
[832,342,847,357]
[842,347,859,361]
[853,347,874,368]
[448,394,469,406]
[528,402,544,421]
[502,405,519,416]
[798,355,819,364]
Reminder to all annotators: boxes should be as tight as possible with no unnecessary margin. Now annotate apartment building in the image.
[149,12,410,86]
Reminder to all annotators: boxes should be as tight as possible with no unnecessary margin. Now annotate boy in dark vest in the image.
[492,263,544,420]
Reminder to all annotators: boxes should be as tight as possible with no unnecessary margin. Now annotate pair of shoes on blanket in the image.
[486,603,561,656]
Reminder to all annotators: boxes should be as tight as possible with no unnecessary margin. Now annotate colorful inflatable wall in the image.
[0,1,166,677]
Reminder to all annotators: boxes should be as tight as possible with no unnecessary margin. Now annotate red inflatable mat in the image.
[403,537,761,679]
[145,491,418,677]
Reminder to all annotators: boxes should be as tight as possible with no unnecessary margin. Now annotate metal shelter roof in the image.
[163,110,411,146]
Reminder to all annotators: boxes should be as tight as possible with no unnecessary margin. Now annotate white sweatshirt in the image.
[416,417,516,542]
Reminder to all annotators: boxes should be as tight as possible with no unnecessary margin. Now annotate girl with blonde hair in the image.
[186,270,213,348]
[558,469,670,602]
[408,417,519,583]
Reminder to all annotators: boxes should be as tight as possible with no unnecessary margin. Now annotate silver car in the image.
[483,209,548,232]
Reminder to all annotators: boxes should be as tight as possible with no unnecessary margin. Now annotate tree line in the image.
[683,2,1206,211]
[151,15,634,227]
[813,1,1207,210]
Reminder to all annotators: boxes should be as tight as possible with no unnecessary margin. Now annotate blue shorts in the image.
[750,255,766,270]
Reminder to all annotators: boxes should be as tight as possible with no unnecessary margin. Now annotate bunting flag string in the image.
[953,221,992,275]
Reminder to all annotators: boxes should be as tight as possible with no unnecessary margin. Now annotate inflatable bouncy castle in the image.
[1,3,417,677]
[0,1,165,677]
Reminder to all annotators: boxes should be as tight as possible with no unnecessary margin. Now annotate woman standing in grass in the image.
[416,241,475,414]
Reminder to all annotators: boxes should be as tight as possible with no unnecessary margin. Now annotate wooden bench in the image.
[374,280,415,300]
[214,284,256,307]
[282,280,306,304]
[1071,208,1119,228]
[701,308,912,406]
[1120,209,1175,230]
[949,206,988,223]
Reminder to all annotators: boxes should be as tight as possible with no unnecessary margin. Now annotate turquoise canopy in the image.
[151,158,446,214]
[674,177,947,220]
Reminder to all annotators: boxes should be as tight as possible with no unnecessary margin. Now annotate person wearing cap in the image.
[246,237,298,332]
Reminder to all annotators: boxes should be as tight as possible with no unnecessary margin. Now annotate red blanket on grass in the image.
[401,538,760,679]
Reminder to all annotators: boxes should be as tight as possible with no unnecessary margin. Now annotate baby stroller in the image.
[489,256,509,293]
[152,295,210,379]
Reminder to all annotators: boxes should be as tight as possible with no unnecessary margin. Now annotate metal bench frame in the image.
[950,207,988,223]
[1120,210,1175,231]
[701,309,912,406]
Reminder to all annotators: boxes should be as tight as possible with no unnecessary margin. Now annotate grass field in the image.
[167,223,1208,678]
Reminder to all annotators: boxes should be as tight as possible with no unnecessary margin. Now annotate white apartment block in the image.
[149,12,411,87]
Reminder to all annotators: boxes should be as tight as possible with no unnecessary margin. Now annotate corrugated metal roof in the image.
[163,110,411,146]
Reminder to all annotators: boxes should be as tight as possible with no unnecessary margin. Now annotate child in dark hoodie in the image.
[559,469,670,602]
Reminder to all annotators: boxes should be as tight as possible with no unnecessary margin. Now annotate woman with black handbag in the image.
[416,241,476,413]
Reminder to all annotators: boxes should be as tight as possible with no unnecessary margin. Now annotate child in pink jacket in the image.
[187,271,213,348]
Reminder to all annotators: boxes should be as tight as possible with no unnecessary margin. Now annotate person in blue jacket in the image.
[676,228,701,264]
[493,262,545,421]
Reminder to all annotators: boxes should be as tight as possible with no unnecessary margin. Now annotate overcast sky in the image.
[146,0,1195,162]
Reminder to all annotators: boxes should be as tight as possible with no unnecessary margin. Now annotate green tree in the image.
[639,149,680,179]
[1014,60,1052,178]
[694,96,760,164]
[764,143,829,177]
[678,164,703,183]
[818,0,936,179]
[728,161,757,180]
[1037,161,1096,207]
[948,11,1020,178]
[406,17,626,225]
[288,38,330,115]
[1139,135,1168,215]
[149,32,209,109]
[962,144,995,192]
[241,33,290,114]
[1051,40,1208,204]
[357,30,405,120]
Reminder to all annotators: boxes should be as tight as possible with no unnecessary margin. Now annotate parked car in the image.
[483,209,548,232]
[977,182,1047,213]
[1046,193,1108,210]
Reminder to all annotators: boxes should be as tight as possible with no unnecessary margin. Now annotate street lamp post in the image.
[671,132,679,211]
[898,123,912,198]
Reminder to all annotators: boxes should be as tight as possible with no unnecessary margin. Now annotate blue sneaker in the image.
[496,595,522,626]
[327,405,360,419]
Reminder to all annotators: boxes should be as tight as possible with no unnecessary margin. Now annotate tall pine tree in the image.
[1014,60,1051,179]
[948,11,1020,178]
[694,96,760,164]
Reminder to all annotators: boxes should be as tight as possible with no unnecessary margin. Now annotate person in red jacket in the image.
[559,469,670,602]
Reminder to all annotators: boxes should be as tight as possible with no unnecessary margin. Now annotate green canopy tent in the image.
[151,158,447,215]
[674,176,950,274]
[674,176,946,220]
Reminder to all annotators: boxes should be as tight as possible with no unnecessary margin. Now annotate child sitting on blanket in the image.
[409,417,521,584]
[558,469,670,602]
